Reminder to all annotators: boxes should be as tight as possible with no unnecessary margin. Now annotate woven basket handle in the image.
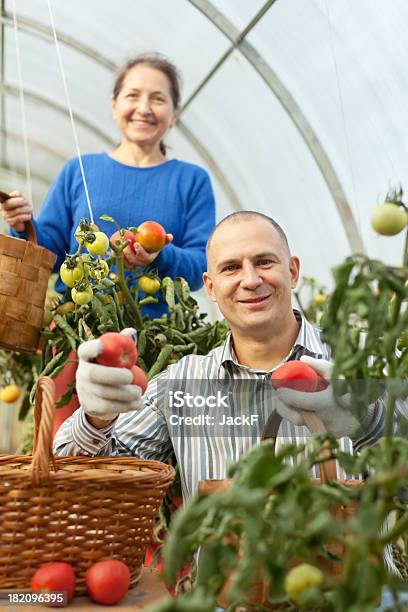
[262,410,337,483]
[0,190,37,244]
[30,376,57,484]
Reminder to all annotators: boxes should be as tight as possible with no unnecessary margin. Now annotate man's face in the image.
[203,218,300,336]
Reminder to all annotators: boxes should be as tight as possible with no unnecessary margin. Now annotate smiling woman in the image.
[111,58,178,161]
[0,52,216,318]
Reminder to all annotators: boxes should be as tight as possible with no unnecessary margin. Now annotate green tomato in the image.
[60,261,83,288]
[284,563,323,605]
[313,292,326,306]
[85,232,110,255]
[85,259,109,281]
[56,302,76,315]
[71,285,93,305]
[74,221,99,244]
[138,275,161,294]
[371,203,407,236]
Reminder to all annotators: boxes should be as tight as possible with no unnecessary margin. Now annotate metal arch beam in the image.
[0,12,116,71]
[0,11,245,215]
[182,0,277,110]
[1,128,67,162]
[186,0,364,253]
[1,82,116,147]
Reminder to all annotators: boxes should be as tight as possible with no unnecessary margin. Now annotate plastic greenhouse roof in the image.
[1,0,407,317]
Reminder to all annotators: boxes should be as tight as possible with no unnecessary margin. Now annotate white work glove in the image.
[76,328,143,421]
[275,356,359,438]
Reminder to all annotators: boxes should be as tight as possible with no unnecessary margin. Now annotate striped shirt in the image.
[53,310,396,500]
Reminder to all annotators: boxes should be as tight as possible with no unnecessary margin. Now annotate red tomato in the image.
[110,229,137,250]
[271,360,327,393]
[95,332,138,369]
[131,365,148,394]
[136,221,166,253]
[86,560,130,605]
[31,562,76,605]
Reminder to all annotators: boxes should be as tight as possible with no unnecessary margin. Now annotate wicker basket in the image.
[0,211,56,352]
[0,377,175,593]
[199,410,362,609]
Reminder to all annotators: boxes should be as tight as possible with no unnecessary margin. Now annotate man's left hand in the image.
[275,356,359,438]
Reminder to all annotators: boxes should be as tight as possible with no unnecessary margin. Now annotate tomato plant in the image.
[0,384,20,403]
[84,231,110,255]
[31,562,76,603]
[138,275,161,294]
[85,560,130,605]
[95,332,137,369]
[60,260,83,288]
[131,364,148,393]
[159,436,408,612]
[271,360,326,393]
[136,221,166,253]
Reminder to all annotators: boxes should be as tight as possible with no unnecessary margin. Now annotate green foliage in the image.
[321,255,408,438]
[147,438,408,612]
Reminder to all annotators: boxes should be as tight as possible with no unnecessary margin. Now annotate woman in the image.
[1,53,216,316]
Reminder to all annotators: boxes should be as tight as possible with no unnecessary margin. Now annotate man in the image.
[53,212,384,499]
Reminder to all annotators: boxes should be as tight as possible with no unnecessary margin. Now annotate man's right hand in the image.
[76,333,143,427]
[0,191,33,232]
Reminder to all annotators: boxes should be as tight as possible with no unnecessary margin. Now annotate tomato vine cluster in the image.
[60,219,163,307]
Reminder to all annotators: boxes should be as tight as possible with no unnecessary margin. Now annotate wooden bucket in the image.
[198,410,362,609]
[0,197,57,352]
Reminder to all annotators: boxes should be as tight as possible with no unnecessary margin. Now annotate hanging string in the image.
[11,0,33,207]
[323,0,362,238]
[45,0,94,223]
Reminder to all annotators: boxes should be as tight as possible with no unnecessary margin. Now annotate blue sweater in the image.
[14,153,216,317]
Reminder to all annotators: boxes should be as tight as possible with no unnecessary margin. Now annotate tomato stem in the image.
[403,225,408,270]
[112,250,143,331]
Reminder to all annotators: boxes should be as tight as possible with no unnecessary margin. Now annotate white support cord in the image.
[323,0,362,239]
[11,0,33,207]
[46,0,94,223]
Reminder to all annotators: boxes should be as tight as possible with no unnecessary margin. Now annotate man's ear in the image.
[289,256,300,289]
[203,272,217,302]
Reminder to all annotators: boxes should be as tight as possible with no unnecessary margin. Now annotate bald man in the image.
[54,212,387,500]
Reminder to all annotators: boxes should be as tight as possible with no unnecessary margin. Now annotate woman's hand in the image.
[123,233,173,268]
[0,191,33,232]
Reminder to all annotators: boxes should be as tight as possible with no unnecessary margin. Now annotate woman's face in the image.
[111,64,177,150]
